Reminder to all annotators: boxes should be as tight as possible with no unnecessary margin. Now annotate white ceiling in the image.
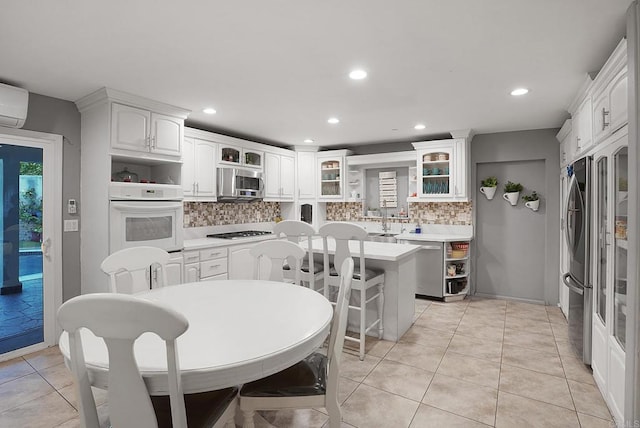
[0,1,632,148]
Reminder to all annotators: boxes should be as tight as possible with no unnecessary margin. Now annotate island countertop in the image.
[302,238,421,262]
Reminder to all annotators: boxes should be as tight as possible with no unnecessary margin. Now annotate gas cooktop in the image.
[206,230,272,240]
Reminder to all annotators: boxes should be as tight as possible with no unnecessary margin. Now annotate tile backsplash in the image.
[184,202,281,228]
[326,201,472,225]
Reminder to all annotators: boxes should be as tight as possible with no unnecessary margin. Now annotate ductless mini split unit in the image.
[0,82,28,128]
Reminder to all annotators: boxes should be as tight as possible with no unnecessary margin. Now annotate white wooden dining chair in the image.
[249,239,305,284]
[273,220,324,293]
[239,258,354,428]
[57,293,237,428]
[319,222,385,360]
[100,246,170,294]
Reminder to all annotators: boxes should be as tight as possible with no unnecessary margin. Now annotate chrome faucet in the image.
[381,199,388,233]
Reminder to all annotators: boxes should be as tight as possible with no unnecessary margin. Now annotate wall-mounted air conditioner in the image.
[0,83,28,128]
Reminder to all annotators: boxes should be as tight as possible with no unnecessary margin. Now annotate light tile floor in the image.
[0,297,615,427]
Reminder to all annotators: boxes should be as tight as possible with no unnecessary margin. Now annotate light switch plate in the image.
[64,219,79,232]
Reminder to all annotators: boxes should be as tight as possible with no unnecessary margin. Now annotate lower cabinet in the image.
[182,247,229,282]
[228,243,256,280]
[164,252,184,286]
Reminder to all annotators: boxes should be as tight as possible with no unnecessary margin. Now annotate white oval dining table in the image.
[58,280,333,395]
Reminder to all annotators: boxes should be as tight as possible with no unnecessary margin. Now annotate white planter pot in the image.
[503,191,520,206]
[525,199,540,211]
[480,186,497,200]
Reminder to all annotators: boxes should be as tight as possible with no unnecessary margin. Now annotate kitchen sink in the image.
[367,233,398,243]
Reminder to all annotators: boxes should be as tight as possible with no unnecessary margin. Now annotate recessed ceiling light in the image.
[303,139,314,143]
[510,88,529,96]
[203,107,217,114]
[327,117,340,124]
[349,69,367,80]
[414,124,426,130]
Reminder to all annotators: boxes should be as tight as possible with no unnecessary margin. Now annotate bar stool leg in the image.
[377,282,384,339]
[359,286,366,361]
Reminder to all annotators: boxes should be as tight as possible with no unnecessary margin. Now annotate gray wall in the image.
[471,129,560,304]
[22,93,81,301]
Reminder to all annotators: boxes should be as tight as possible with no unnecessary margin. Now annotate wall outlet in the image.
[64,219,79,232]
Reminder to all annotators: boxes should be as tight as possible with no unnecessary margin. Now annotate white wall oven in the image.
[109,183,183,252]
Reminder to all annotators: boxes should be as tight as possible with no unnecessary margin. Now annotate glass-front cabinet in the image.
[219,144,263,169]
[316,150,350,200]
[589,131,627,424]
[412,139,468,201]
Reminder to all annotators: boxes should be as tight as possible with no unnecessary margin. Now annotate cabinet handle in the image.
[602,108,610,130]
[576,137,581,149]
[145,135,151,147]
[151,136,156,149]
[195,182,199,194]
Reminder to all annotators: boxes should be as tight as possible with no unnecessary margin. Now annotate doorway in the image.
[0,129,62,360]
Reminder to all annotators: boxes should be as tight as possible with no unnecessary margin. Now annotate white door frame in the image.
[0,127,63,361]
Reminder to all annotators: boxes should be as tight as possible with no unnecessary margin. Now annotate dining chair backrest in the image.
[326,258,354,395]
[318,222,368,281]
[273,220,318,270]
[100,246,170,294]
[250,240,306,284]
[57,293,190,428]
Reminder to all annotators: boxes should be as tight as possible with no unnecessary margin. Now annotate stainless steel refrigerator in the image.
[563,156,592,365]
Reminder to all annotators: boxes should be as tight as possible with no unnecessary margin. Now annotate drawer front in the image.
[183,251,200,264]
[206,272,228,281]
[200,258,227,278]
[200,247,228,261]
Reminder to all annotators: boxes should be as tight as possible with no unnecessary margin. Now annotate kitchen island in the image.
[304,239,421,342]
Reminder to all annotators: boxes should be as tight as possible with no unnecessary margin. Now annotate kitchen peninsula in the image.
[304,239,421,342]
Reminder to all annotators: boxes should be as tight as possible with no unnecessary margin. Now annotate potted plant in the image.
[502,181,523,206]
[479,176,498,200]
[522,191,540,211]
[19,187,43,242]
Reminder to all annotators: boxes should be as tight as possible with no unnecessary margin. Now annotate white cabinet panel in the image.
[280,155,295,199]
[297,152,316,199]
[608,69,627,133]
[182,137,196,196]
[413,139,468,201]
[265,153,295,201]
[183,137,217,200]
[151,113,182,156]
[184,263,199,283]
[111,103,150,152]
[228,244,255,280]
[265,152,281,199]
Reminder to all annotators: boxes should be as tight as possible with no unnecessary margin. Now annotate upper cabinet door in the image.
[182,137,196,196]
[264,153,281,198]
[608,69,627,133]
[194,139,217,197]
[111,103,150,152]
[150,112,182,157]
[592,91,609,144]
[576,97,593,154]
[280,155,295,199]
[297,152,316,199]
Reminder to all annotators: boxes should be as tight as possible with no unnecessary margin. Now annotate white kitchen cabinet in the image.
[317,150,351,201]
[182,136,217,200]
[164,252,184,286]
[591,130,628,425]
[412,139,469,201]
[219,144,263,169]
[228,243,256,280]
[557,119,573,167]
[264,152,295,201]
[573,96,593,155]
[182,247,229,281]
[111,103,183,158]
[297,151,317,199]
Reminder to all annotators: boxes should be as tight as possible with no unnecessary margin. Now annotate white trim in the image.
[0,127,64,356]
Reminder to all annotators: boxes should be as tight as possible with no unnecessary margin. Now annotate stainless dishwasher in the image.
[401,240,444,298]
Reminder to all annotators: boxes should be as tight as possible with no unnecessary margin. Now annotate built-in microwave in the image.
[216,167,264,202]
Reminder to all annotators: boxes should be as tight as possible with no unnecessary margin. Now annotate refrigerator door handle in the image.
[563,272,585,295]
[564,175,578,251]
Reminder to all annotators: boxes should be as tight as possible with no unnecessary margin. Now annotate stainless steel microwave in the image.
[216,167,264,202]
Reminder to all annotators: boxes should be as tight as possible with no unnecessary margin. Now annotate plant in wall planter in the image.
[479,176,498,200]
[522,191,540,211]
[502,181,523,206]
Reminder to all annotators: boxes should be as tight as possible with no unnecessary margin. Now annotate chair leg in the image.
[359,287,366,361]
[377,283,384,339]
[242,409,256,428]
[326,398,342,428]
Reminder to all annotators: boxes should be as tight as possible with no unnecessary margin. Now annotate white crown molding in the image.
[75,87,191,118]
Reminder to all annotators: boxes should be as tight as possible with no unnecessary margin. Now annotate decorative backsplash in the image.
[326,202,472,225]
[184,202,281,228]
